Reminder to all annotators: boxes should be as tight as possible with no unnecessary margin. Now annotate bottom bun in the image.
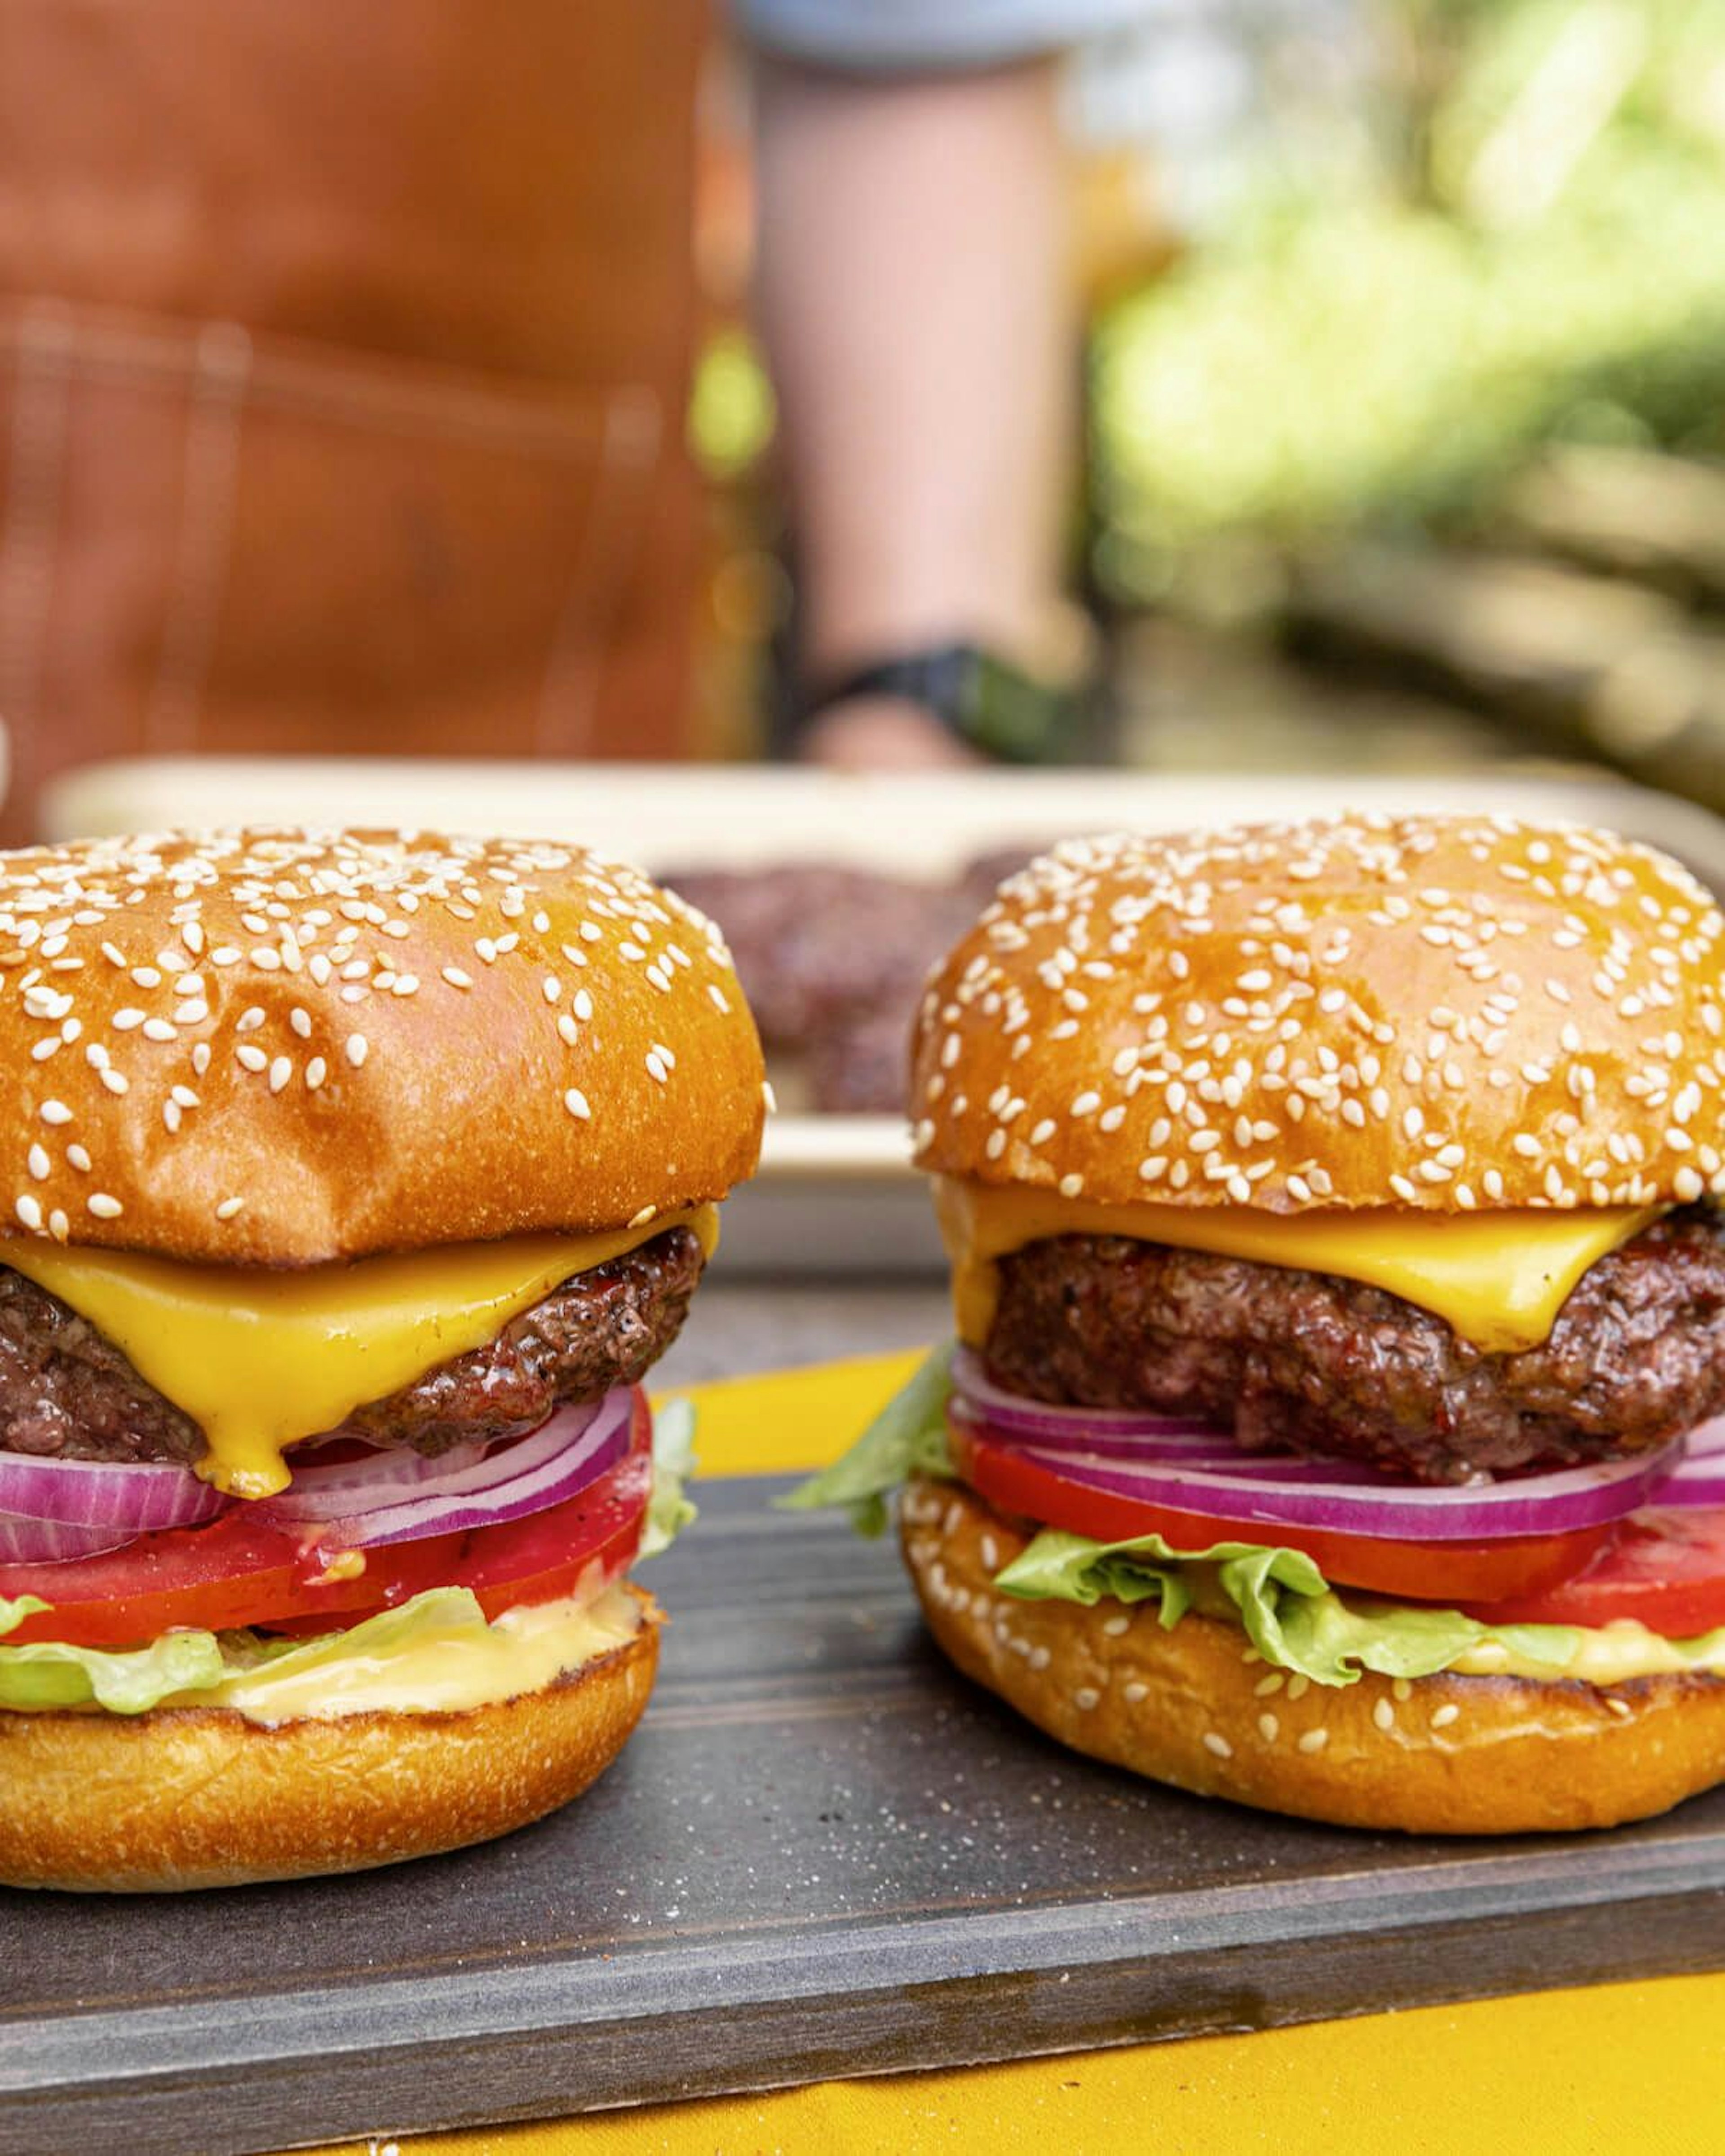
[0,1586,660,1891]
[902,1477,1725,1835]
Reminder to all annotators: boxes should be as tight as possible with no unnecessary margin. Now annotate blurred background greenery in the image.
[694,0,1725,803]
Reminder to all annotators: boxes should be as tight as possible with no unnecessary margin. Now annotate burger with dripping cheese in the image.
[0,828,763,1891]
[795,814,1725,1833]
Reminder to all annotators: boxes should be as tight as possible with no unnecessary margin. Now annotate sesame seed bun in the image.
[912,815,1725,1215]
[0,828,765,1264]
[0,1589,659,1892]
[904,1479,1725,1834]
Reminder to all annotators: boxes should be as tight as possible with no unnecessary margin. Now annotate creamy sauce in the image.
[1449,1618,1725,1685]
[933,1176,1659,1353]
[168,1580,647,1726]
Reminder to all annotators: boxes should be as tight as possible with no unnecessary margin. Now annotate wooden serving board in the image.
[4,1476,1725,2156]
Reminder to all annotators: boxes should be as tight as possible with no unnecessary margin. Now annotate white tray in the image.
[44,757,1725,1273]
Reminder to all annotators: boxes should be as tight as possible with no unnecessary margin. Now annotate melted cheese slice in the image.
[0,1206,718,1499]
[933,1178,1660,1355]
[175,1579,647,1726]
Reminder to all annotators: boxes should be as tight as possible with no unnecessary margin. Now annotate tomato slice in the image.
[0,1389,655,1649]
[949,1418,1612,1604]
[451,1388,654,1620]
[0,1515,463,1649]
[1459,1506,1725,1635]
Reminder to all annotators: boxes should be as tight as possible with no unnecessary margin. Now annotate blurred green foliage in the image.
[1093,0,1725,597]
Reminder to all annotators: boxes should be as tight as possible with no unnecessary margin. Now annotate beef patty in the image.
[0,1227,704,1468]
[983,1207,1725,1483]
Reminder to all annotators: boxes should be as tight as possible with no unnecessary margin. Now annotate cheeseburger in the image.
[798,815,1725,1833]
[0,828,763,1891]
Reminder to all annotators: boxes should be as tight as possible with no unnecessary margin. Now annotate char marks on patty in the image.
[984,1207,1725,1482]
[0,1228,703,1467]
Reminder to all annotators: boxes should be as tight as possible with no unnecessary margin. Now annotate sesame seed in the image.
[39,1100,71,1126]
[442,966,473,990]
[564,1088,592,1120]
[1074,1688,1101,1712]
[1372,1698,1395,1732]
[1258,1714,1280,1742]
[345,1034,369,1069]
[1430,1703,1460,1729]
[1296,1728,1329,1755]
[13,1195,41,1231]
[1101,1613,1129,1638]
[86,1193,123,1220]
[1202,1731,1233,1758]
[215,1196,245,1221]
[1122,1681,1149,1703]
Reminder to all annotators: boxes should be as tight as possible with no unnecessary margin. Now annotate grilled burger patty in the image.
[0,1228,704,1468]
[984,1207,1725,1483]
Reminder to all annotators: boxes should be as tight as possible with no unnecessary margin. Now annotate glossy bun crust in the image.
[0,1592,658,1891]
[0,828,765,1264]
[903,1479,1725,1834]
[912,815,1725,1215]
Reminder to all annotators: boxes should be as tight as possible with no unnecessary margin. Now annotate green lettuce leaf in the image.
[0,1622,230,1714]
[778,1343,956,1535]
[209,1586,492,1690]
[997,1527,1587,1688]
[0,1595,47,1640]
[0,1586,508,1717]
[641,1396,699,1560]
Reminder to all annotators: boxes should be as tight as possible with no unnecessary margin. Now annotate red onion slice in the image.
[987,1424,1681,1541]
[0,1449,227,1533]
[951,1348,1209,1441]
[953,1355,1686,1539]
[268,1423,569,1515]
[1649,1415,1725,1509]
[256,1391,631,1551]
[0,1512,138,1565]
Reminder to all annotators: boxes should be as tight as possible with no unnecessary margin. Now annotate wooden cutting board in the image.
[4,1475,1724,2156]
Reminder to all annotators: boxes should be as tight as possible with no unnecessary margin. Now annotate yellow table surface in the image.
[306,1353,1725,2156]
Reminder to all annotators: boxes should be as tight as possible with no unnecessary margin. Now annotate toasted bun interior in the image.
[912,815,1725,1215]
[0,1595,659,1891]
[902,1477,1725,1834]
[0,828,765,1264]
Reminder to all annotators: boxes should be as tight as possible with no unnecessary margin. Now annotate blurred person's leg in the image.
[0,0,705,844]
[752,56,1076,768]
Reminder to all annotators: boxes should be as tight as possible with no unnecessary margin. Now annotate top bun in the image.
[911,814,1725,1215]
[0,829,765,1264]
